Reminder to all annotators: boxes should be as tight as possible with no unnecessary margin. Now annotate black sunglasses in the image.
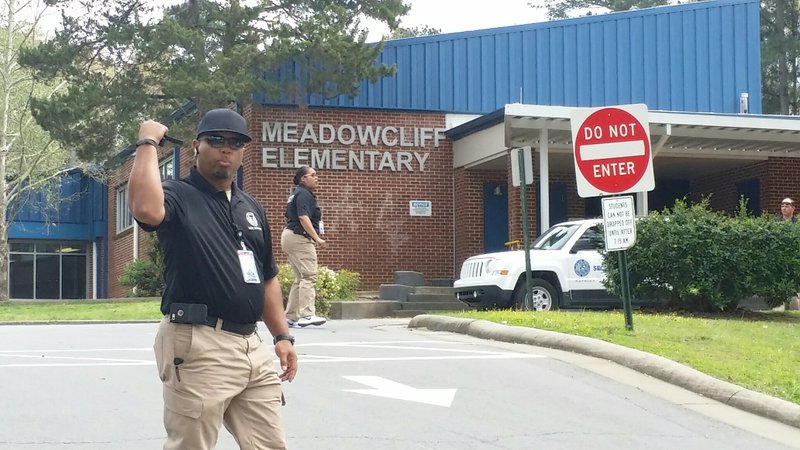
[201,135,247,150]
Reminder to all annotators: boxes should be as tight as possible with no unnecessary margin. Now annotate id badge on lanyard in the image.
[237,241,261,284]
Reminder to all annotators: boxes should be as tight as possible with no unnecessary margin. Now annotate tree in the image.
[761,0,800,114]
[18,0,410,160]
[533,0,669,20]
[0,0,88,302]
[389,24,441,40]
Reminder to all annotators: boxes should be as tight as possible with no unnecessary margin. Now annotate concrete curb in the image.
[408,314,800,429]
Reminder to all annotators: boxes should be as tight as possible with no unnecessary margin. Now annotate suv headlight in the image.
[486,259,509,276]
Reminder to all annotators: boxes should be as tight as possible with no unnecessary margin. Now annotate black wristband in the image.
[135,138,159,148]
[273,334,295,345]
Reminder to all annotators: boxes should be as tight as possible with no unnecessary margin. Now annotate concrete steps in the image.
[406,294,456,303]
[354,291,380,301]
[379,284,414,301]
[410,286,455,296]
[329,299,400,319]
[330,273,472,320]
[376,272,472,318]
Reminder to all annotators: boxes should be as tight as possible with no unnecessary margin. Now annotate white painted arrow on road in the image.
[343,376,456,407]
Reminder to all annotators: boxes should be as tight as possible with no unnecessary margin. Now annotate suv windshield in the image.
[531,223,581,250]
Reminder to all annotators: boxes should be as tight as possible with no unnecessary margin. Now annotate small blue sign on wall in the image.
[409,200,432,216]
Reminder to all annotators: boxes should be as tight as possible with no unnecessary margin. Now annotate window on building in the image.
[116,184,132,233]
[9,241,87,300]
[159,156,175,180]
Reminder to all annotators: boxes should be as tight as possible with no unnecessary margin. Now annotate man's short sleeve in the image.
[136,180,182,232]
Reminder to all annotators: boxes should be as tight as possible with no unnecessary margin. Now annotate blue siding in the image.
[522,30,537,106]
[466,37,481,111]
[629,17,644,103]
[537,28,550,105]
[481,36,496,112]
[438,40,454,110]
[695,9,710,111]
[255,0,761,114]
[424,41,439,109]
[563,26,578,105]
[550,29,564,105]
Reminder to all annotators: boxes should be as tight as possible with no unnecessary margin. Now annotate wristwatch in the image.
[273,334,295,345]
[135,138,159,148]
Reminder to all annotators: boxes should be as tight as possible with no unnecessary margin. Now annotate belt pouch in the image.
[169,303,208,324]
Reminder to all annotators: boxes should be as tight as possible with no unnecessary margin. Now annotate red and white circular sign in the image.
[570,104,654,197]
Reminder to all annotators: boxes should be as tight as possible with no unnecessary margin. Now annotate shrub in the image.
[333,269,360,300]
[119,259,163,297]
[277,263,295,304]
[278,263,361,317]
[119,234,164,297]
[603,198,800,312]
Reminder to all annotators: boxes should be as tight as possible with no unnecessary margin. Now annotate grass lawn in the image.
[444,309,800,406]
[1,300,798,405]
[0,299,163,321]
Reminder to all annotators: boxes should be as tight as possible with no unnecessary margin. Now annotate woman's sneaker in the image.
[287,318,298,328]
[297,316,327,327]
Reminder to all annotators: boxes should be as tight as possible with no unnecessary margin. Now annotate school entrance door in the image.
[483,182,508,252]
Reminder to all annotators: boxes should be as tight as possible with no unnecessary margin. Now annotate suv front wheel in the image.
[513,278,560,311]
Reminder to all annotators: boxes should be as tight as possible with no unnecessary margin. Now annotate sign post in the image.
[571,104,654,331]
[602,196,636,330]
[515,149,534,308]
[511,146,533,187]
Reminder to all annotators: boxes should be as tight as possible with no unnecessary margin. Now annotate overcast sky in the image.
[365,0,550,41]
[34,0,551,41]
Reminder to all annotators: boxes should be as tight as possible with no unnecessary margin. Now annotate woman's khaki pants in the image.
[281,228,318,320]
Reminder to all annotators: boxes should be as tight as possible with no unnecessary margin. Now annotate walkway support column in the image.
[539,128,550,233]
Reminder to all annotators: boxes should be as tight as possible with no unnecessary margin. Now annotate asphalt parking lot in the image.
[2,319,799,450]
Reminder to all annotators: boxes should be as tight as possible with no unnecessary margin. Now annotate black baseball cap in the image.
[195,108,252,142]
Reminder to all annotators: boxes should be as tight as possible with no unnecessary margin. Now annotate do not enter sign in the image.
[570,104,654,198]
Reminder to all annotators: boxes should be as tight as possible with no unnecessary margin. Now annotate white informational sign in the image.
[601,196,636,251]
[409,200,432,217]
[510,146,533,187]
[570,104,654,198]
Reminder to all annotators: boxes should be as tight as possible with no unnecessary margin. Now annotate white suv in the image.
[454,219,621,311]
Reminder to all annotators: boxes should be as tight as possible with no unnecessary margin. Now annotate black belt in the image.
[203,316,256,335]
[286,227,312,240]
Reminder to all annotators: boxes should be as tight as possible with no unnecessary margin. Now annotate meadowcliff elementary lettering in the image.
[261,122,447,172]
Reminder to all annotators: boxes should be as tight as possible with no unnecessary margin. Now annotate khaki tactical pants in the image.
[154,317,286,450]
[281,228,318,320]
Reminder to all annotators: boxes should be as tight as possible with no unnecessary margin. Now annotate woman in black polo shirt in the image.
[282,166,328,327]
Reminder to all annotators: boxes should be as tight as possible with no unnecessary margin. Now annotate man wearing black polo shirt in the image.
[128,108,297,450]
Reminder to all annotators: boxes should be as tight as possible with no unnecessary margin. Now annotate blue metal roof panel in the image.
[8,222,93,241]
[257,0,760,115]
[9,172,107,241]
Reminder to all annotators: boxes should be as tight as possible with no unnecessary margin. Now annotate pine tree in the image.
[19,0,409,160]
